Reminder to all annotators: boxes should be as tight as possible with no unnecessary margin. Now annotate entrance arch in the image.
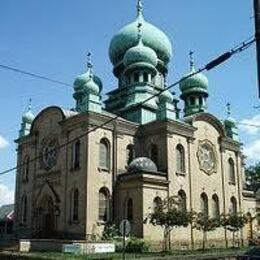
[38,196,55,238]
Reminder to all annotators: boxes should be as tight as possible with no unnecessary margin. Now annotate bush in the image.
[125,237,150,253]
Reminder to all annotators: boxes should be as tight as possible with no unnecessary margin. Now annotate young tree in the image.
[192,213,220,250]
[220,213,248,247]
[144,196,191,251]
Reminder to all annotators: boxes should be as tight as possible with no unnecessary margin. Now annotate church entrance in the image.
[38,196,55,238]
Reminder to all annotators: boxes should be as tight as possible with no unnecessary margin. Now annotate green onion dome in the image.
[74,70,103,93]
[109,13,172,69]
[128,157,158,173]
[22,110,35,124]
[180,67,209,97]
[123,38,158,69]
[159,89,173,103]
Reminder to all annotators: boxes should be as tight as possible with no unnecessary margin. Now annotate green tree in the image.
[192,212,220,250]
[245,162,260,189]
[220,213,247,247]
[144,196,191,251]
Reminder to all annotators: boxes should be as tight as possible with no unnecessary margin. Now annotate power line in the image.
[0,35,256,176]
[0,64,72,88]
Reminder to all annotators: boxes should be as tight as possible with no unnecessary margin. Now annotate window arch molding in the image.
[228,158,236,184]
[230,196,237,214]
[99,138,110,170]
[178,190,187,212]
[212,194,220,218]
[200,192,208,216]
[98,187,110,222]
[153,196,163,212]
[126,144,135,165]
[176,144,185,174]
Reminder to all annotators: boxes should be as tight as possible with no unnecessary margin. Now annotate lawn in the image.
[0,247,254,260]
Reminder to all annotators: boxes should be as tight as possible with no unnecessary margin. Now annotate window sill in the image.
[176,171,186,177]
[229,181,236,185]
[98,167,110,173]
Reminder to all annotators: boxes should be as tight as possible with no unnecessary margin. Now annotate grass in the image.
[0,247,252,260]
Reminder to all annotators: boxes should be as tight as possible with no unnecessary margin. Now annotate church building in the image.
[15,1,258,248]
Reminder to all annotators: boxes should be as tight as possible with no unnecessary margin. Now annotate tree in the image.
[144,196,191,251]
[220,213,247,247]
[245,162,260,189]
[191,212,220,250]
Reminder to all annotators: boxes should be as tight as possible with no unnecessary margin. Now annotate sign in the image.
[88,243,115,254]
[62,244,81,254]
[119,219,131,236]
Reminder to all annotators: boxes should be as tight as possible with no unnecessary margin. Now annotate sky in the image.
[0,0,259,206]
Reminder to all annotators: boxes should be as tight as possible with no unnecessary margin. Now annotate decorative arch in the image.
[176,144,185,173]
[126,144,135,165]
[178,190,187,212]
[153,196,163,212]
[200,192,208,215]
[228,158,236,184]
[99,138,110,169]
[212,194,220,218]
[230,196,237,214]
[98,187,110,222]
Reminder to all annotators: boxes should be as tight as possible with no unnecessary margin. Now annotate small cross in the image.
[189,50,194,70]
[226,102,231,117]
[87,51,93,70]
[28,98,32,112]
[137,0,143,15]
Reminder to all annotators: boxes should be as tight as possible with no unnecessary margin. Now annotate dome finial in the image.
[189,50,195,70]
[87,51,93,77]
[137,0,143,17]
[137,22,143,43]
[27,98,32,112]
[226,102,231,117]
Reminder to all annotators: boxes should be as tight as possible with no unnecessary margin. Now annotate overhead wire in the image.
[0,35,256,176]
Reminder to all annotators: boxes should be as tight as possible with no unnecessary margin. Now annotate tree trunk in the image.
[168,229,172,251]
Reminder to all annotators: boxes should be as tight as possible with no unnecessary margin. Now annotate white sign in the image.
[88,243,115,254]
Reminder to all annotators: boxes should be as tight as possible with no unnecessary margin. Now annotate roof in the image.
[0,204,14,221]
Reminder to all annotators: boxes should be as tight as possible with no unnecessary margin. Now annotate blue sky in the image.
[0,0,259,206]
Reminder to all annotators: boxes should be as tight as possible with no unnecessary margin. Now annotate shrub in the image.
[125,237,150,253]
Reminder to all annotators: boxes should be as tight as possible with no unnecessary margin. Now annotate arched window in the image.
[126,144,135,165]
[134,72,139,83]
[200,193,208,216]
[22,196,27,223]
[176,144,185,173]
[178,190,187,212]
[73,140,81,170]
[212,194,220,218]
[153,197,163,212]
[23,156,30,181]
[99,138,110,169]
[99,188,110,222]
[150,144,158,166]
[127,198,133,221]
[230,197,237,214]
[72,189,79,221]
[228,158,236,184]
[143,72,149,82]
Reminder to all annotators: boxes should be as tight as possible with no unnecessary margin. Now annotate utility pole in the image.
[254,0,260,98]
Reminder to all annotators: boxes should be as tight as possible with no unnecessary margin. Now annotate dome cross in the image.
[189,50,195,70]
[87,51,94,77]
[226,102,231,117]
[137,0,143,16]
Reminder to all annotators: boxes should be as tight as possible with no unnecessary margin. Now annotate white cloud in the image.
[0,135,8,149]
[244,139,260,163]
[240,114,260,136]
[0,184,14,206]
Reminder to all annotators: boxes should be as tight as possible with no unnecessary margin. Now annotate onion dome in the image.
[180,51,208,97]
[159,89,174,103]
[73,52,102,94]
[123,22,158,73]
[22,99,35,123]
[224,103,237,127]
[127,157,158,173]
[109,0,172,69]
